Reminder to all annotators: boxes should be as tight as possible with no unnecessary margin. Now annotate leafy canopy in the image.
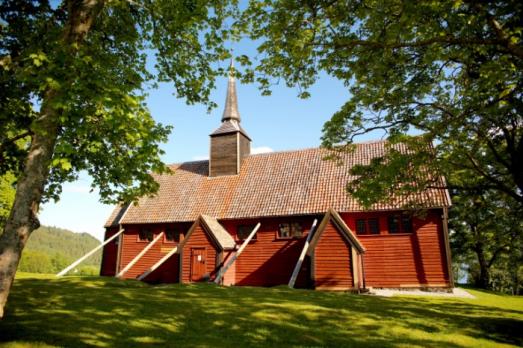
[0,0,236,204]
[239,0,523,207]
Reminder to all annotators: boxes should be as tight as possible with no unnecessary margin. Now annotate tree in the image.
[239,0,522,208]
[450,187,522,290]
[0,0,235,318]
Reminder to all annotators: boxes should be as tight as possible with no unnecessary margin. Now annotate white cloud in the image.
[251,146,274,154]
[192,155,209,161]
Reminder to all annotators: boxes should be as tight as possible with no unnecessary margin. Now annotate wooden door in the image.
[190,248,207,281]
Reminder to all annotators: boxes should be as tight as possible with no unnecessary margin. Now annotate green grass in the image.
[0,273,522,347]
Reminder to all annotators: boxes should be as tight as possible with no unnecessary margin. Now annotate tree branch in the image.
[0,131,33,154]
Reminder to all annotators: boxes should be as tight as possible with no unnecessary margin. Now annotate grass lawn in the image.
[0,273,521,347]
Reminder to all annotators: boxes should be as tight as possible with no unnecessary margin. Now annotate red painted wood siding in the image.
[100,227,118,276]
[220,217,317,287]
[341,210,450,287]
[180,224,218,283]
[103,210,449,288]
[313,220,353,290]
[116,223,188,282]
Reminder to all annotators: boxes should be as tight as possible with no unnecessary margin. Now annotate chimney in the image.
[209,59,251,177]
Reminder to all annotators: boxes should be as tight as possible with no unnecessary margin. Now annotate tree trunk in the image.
[0,0,104,319]
[0,97,60,318]
[475,244,490,289]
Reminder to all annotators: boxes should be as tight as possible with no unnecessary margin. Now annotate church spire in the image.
[222,58,241,122]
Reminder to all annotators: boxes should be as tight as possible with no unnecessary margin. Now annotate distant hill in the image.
[18,226,102,275]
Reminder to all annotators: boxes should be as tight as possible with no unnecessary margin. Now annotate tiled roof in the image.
[105,141,450,227]
[210,120,250,139]
[200,215,236,250]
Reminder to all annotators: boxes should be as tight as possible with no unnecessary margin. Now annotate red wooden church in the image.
[101,67,453,290]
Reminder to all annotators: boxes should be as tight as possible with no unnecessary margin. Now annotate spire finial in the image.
[222,56,241,122]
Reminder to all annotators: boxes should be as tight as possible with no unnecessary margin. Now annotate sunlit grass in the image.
[1,273,521,347]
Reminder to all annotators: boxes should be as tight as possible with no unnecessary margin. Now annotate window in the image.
[138,228,153,242]
[277,222,302,239]
[368,218,380,234]
[388,216,400,234]
[356,219,367,234]
[401,215,413,233]
[388,214,413,234]
[237,225,257,241]
[165,229,182,243]
[356,218,380,235]
[291,222,303,238]
[278,223,291,238]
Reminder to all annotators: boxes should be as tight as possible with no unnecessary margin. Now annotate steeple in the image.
[222,58,241,122]
[208,57,251,177]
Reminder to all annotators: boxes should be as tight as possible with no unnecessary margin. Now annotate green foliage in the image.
[0,173,15,230]
[0,0,237,204]
[1,275,522,347]
[17,251,52,274]
[239,0,523,208]
[18,226,102,274]
[450,187,523,293]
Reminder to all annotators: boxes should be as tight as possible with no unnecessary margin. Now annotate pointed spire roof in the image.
[222,58,241,122]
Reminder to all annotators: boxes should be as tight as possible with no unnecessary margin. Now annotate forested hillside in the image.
[18,226,101,275]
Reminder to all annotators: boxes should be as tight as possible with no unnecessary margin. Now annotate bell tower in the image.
[209,60,251,177]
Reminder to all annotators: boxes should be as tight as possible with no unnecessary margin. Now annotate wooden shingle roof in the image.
[105,141,450,227]
[177,215,236,251]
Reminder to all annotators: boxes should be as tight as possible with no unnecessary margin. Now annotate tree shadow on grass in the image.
[0,277,521,347]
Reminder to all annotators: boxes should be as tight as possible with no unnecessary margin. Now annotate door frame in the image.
[190,247,207,282]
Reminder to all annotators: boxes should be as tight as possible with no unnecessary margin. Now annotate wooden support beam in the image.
[214,222,260,284]
[288,219,318,288]
[117,232,164,278]
[57,228,124,277]
[351,247,359,288]
[137,245,178,281]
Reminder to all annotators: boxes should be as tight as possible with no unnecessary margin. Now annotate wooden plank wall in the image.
[239,133,250,167]
[100,227,119,276]
[313,220,353,290]
[210,133,238,176]
[180,224,218,283]
[341,210,450,287]
[115,223,189,282]
[221,216,317,287]
[103,209,449,288]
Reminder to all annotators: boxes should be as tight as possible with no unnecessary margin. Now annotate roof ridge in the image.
[167,139,393,167]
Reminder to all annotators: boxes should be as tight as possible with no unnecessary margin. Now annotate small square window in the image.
[278,223,291,238]
[165,229,181,243]
[356,219,367,234]
[139,228,153,242]
[237,225,257,241]
[291,223,302,238]
[401,215,413,233]
[388,216,400,234]
[368,218,380,234]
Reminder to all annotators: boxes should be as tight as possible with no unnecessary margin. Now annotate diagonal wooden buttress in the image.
[116,232,164,278]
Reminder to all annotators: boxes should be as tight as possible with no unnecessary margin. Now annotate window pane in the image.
[237,225,257,241]
[401,215,413,233]
[139,229,153,241]
[165,229,180,242]
[356,219,367,234]
[388,216,400,234]
[368,218,380,234]
[278,223,291,238]
[291,223,302,238]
